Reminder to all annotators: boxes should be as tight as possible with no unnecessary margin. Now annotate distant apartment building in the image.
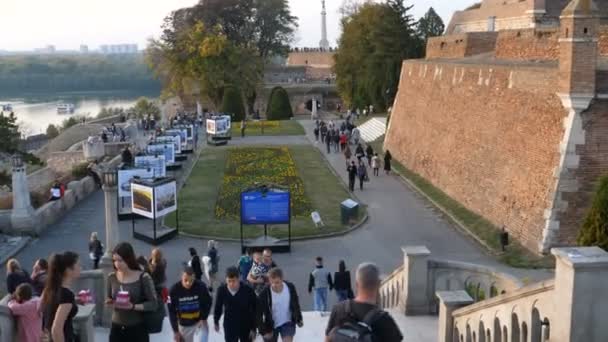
[80,45,89,54]
[99,44,138,54]
[34,45,56,54]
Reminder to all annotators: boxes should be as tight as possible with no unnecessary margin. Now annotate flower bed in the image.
[215,147,312,219]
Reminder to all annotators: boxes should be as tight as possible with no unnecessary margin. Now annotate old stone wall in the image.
[447,0,533,33]
[427,32,498,59]
[385,60,566,251]
[600,26,608,56]
[555,99,608,245]
[495,29,560,60]
[287,52,335,68]
[47,151,87,175]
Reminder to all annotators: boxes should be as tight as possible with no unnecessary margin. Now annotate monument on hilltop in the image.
[319,0,330,50]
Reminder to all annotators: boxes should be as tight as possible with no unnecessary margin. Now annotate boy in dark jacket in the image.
[214,266,257,342]
[257,268,303,342]
[168,266,212,342]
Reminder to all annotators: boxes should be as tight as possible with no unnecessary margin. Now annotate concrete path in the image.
[7,121,549,340]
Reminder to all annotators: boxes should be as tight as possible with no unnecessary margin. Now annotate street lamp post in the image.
[100,168,119,269]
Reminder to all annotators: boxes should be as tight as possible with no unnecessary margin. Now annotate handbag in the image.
[139,273,165,334]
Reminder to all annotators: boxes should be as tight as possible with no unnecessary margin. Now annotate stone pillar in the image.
[402,246,431,315]
[436,291,474,342]
[10,154,39,235]
[551,247,608,341]
[99,169,118,327]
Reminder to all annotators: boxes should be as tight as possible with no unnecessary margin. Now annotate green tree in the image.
[266,86,293,120]
[46,124,60,139]
[131,98,161,120]
[334,2,422,111]
[221,86,246,121]
[578,175,608,249]
[0,112,21,153]
[417,7,445,41]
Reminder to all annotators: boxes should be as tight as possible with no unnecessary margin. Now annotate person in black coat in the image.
[347,161,358,192]
[214,267,257,342]
[257,268,303,342]
[333,260,353,302]
[188,248,203,281]
[6,259,31,295]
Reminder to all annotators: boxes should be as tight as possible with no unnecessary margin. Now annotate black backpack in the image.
[328,301,386,342]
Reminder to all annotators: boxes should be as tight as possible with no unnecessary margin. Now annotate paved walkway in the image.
[7,120,550,339]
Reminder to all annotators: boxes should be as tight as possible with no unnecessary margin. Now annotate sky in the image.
[0,0,475,51]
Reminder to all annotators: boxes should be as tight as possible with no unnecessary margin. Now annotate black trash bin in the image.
[341,199,359,225]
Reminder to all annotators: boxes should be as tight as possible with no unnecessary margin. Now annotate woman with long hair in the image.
[106,242,157,341]
[6,258,31,294]
[333,260,353,302]
[41,251,81,342]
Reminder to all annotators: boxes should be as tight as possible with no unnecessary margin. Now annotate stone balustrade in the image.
[439,247,608,342]
[379,246,522,315]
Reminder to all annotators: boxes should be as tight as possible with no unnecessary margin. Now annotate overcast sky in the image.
[0,0,475,51]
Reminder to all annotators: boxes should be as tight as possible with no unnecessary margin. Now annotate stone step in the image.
[95,310,436,341]
[358,118,387,143]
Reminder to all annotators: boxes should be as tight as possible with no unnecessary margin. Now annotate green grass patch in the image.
[168,145,364,239]
[369,136,553,269]
[231,120,305,136]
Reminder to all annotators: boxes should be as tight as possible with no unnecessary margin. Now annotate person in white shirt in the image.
[257,268,303,342]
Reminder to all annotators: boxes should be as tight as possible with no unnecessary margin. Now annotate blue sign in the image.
[241,190,290,225]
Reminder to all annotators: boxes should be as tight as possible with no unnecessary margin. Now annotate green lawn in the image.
[369,135,553,269]
[167,145,365,239]
[230,120,305,137]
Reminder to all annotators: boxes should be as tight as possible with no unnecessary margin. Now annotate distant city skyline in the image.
[0,0,475,51]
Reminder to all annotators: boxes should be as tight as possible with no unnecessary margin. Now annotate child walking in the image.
[8,283,42,342]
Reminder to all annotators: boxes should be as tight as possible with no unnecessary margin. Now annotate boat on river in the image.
[57,103,75,114]
[1,104,13,111]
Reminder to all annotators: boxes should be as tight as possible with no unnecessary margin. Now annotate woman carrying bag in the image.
[106,242,161,342]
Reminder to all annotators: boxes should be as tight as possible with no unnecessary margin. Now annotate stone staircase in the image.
[358,117,387,143]
[95,310,435,341]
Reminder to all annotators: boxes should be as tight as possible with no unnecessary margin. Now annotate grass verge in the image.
[231,120,305,137]
[369,136,554,269]
[167,145,365,239]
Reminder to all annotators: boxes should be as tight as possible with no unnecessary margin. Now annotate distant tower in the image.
[319,0,330,50]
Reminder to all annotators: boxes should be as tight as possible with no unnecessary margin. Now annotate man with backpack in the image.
[325,263,403,342]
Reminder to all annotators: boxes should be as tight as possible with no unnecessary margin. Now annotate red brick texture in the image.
[495,29,559,61]
[385,60,567,251]
[556,99,608,245]
[287,52,335,68]
[600,26,608,56]
[426,33,498,59]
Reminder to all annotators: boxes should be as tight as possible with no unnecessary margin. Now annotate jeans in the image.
[336,289,349,302]
[179,324,209,342]
[314,287,329,312]
[109,323,149,342]
[348,178,355,192]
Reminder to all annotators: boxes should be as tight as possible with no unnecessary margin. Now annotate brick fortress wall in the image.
[600,26,608,56]
[426,32,498,59]
[384,60,567,251]
[495,29,560,60]
[287,52,335,68]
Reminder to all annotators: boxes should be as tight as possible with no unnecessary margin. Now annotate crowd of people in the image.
[3,240,403,342]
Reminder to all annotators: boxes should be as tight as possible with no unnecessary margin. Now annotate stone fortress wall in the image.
[386,0,608,253]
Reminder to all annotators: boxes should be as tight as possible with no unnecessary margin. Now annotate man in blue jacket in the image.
[168,266,212,342]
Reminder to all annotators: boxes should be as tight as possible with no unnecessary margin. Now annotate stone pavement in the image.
[7,120,548,339]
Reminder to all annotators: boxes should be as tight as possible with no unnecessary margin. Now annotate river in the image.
[0,90,159,136]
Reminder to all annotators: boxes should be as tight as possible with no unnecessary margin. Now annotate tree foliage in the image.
[334,2,423,111]
[147,0,297,110]
[417,7,445,41]
[97,107,126,119]
[221,86,246,121]
[131,97,161,120]
[46,124,60,139]
[266,86,293,120]
[0,112,21,153]
[0,55,160,92]
[578,175,608,249]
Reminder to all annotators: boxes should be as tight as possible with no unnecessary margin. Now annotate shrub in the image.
[61,115,87,131]
[97,107,126,119]
[46,124,60,139]
[266,86,293,120]
[71,162,90,179]
[221,86,245,122]
[578,175,608,249]
[0,170,10,187]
